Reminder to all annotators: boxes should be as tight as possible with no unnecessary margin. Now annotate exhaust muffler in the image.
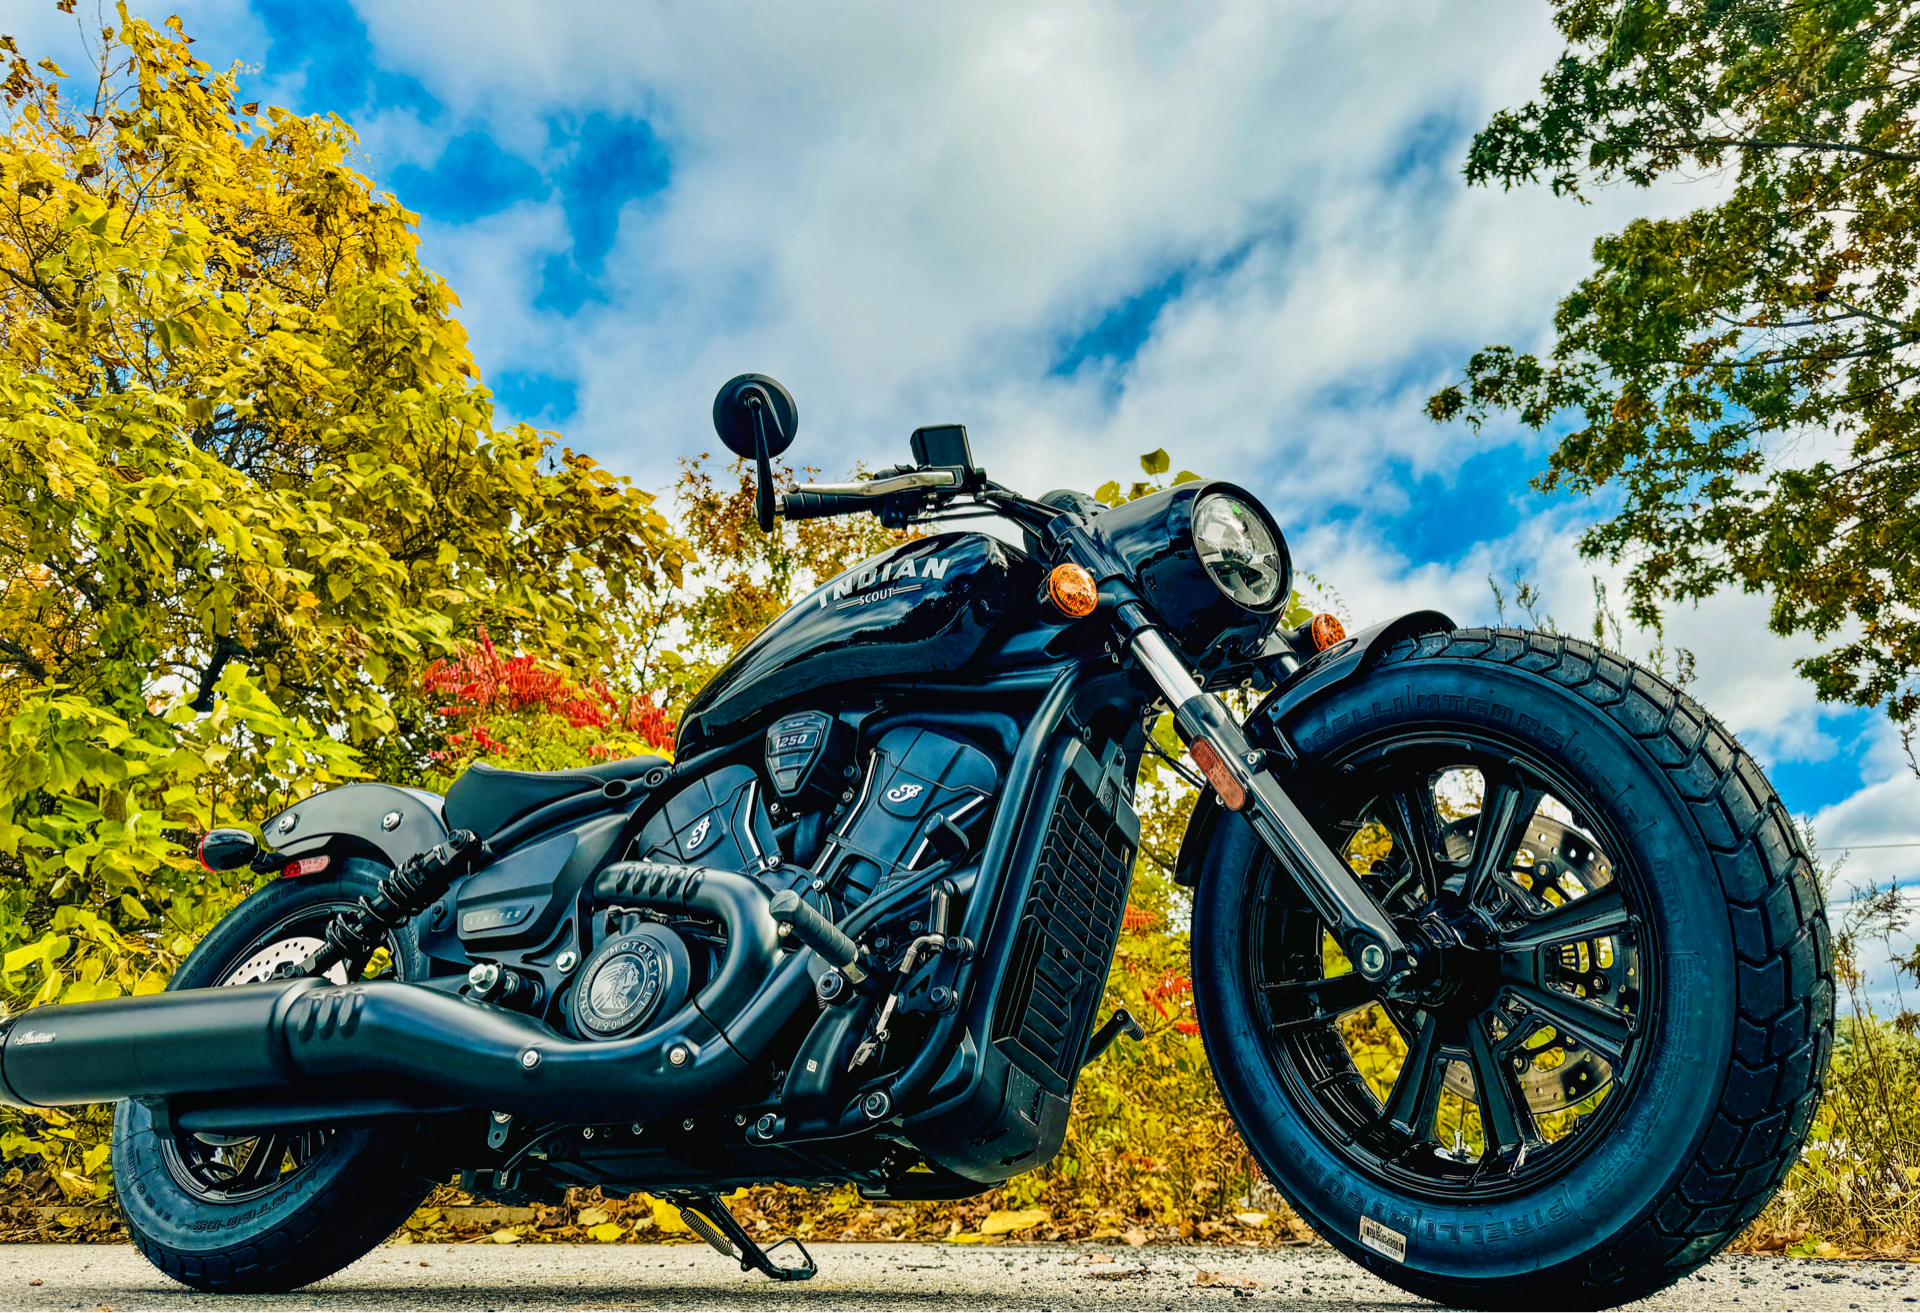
[0,861,790,1124]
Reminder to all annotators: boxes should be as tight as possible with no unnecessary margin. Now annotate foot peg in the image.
[1082,1007,1146,1069]
[667,1191,818,1282]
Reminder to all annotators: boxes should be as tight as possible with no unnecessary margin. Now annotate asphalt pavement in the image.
[0,1243,1910,1311]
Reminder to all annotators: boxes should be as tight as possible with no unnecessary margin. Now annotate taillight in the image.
[280,855,332,879]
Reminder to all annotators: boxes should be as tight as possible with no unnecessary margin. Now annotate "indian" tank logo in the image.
[818,555,951,610]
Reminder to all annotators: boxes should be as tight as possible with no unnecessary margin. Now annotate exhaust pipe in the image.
[0,861,785,1124]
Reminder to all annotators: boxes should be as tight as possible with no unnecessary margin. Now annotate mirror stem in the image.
[748,394,777,533]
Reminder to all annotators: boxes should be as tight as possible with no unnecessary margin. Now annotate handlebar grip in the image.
[769,890,864,977]
[782,489,872,520]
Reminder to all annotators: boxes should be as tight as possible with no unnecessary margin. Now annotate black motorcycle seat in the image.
[443,756,670,839]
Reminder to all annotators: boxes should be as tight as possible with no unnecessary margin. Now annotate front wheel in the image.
[1192,628,1832,1310]
[112,860,436,1293]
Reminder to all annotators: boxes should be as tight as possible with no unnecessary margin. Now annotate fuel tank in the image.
[677,533,1041,751]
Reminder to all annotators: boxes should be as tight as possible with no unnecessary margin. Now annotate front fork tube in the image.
[1127,629,1415,993]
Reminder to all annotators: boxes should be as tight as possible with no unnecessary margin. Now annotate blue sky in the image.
[14,0,1918,899]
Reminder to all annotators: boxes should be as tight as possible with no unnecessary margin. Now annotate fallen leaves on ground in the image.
[1195,1270,1262,1290]
[0,1171,1335,1251]
[978,1208,1049,1236]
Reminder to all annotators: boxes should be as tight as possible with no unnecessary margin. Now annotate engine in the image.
[761,716,999,911]
[437,714,1001,1053]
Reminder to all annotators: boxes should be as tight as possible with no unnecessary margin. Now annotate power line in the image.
[1816,842,1920,850]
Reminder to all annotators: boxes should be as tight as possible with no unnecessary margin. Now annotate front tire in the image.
[1192,628,1832,1310]
[113,860,436,1293]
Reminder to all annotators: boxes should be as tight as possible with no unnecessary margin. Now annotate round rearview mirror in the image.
[713,374,798,459]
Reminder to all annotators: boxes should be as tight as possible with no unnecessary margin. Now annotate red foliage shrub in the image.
[422,628,675,757]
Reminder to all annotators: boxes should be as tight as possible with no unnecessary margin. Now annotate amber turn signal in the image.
[1309,612,1345,652]
[1046,563,1099,619]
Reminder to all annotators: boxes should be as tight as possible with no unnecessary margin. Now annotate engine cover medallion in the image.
[570,923,690,1040]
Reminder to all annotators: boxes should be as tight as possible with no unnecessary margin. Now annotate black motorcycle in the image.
[0,375,1831,1308]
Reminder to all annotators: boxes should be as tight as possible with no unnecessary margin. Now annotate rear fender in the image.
[1172,609,1453,888]
[262,784,449,870]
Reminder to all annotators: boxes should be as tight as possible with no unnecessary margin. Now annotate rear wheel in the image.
[113,860,435,1293]
[1192,629,1833,1310]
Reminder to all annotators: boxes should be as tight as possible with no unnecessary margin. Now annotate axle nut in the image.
[1358,943,1388,978]
[862,1091,892,1120]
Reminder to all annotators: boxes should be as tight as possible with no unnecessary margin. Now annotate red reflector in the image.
[280,855,332,879]
[1188,738,1247,811]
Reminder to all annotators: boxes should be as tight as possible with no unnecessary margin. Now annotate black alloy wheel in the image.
[113,859,437,1293]
[154,901,397,1204]
[1191,629,1833,1310]
[1252,737,1649,1197]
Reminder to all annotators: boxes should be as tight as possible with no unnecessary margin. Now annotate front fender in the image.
[262,783,449,869]
[1172,609,1453,888]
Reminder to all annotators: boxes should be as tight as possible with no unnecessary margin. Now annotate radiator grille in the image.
[992,770,1135,1087]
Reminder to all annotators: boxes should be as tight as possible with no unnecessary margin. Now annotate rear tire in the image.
[1191,628,1833,1310]
[113,861,436,1293]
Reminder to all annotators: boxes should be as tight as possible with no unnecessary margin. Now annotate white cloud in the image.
[19,0,1910,830]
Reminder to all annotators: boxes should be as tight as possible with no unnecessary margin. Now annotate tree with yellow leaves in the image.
[0,7,682,1026]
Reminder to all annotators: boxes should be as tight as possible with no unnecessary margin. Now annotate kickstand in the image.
[667,1192,818,1282]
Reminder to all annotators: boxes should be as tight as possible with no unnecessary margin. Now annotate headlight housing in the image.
[1090,479,1292,678]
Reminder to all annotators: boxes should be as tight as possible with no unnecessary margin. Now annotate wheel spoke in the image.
[1504,981,1633,1069]
[228,1134,286,1191]
[289,1129,326,1167]
[1381,1013,1446,1142]
[1461,771,1541,907]
[1377,775,1444,892]
[1466,1018,1536,1155]
[1501,886,1632,956]
[1262,972,1377,1021]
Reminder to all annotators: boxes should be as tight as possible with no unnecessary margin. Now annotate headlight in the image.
[1086,478,1293,682]
[1192,494,1285,609]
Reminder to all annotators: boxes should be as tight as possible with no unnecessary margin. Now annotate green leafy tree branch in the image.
[1430,0,1920,723]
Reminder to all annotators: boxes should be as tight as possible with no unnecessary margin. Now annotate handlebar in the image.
[779,468,958,521]
[781,488,877,520]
